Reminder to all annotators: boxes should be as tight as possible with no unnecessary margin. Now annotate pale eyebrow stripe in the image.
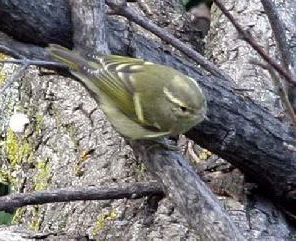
[163,87,187,107]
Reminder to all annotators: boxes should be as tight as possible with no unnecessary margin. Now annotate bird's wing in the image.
[100,92,170,140]
[88,55,150,123]
[47,45,159,130]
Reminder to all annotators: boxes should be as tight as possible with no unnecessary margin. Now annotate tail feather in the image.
[47,44,103,99]
[47,44,89,70]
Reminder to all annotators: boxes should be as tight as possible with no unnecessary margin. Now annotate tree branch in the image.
[250,59,296,125]
[0,58,65,67]
[70,0,110,55]
[131,140,244,240]
[0,32,51,60]
[105,0,229,81]
[0,63,29,93]
[0,182,163,211]
[213,0,296,86]
[260,0,295,77]
[260,0,296,110]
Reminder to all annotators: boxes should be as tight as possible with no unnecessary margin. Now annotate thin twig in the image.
[260,0,295,111]
[105,0,229,81]
[0,45,66,93]
[0,58,68,93]
[0,57,67,94]
[0,44,24,59]
[0,58,66,67]
[0,63,29,93]
[250,59,296,125]
[260,0,295,77]
[0,181,163,211]
[233,88,255,92]
[213,0,296,86]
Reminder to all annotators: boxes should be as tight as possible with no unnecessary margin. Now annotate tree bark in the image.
[0,0,295,215]
[0,0,72,48]
[131,141,244,240]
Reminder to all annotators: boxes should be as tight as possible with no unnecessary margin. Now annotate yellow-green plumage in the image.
[47,44,207,140]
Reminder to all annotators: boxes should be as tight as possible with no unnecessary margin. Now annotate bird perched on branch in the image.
[47,44,207,140]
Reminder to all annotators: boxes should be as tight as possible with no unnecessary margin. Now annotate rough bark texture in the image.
[204,0,296,214]
[206,0,296,116]
[0,0,72,48]
[70,0,109,55]
[131,141,243,240]
[0,0,295,240]
[2,66,194,241]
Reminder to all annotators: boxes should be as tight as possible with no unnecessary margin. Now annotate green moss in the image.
[33,161,50,191]
[52,107,78,148]
[0,71,6,87]
[0,114,49,228]
[139,163,146,173]
[11,207,25,224]
[4,129,34,167]
[1,129,35,188]
[198,148,212,161]
[92,210,118,235]
[0,53,7,87]
[0,128,38,226]
[28,206,42,231]
[134,162,146,180]
[75,164,84,177]
[0,169,12,184]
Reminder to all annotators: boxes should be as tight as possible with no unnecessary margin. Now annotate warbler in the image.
[47,44,207,140]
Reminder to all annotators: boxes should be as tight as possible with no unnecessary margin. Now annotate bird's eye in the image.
[179,106,188,112]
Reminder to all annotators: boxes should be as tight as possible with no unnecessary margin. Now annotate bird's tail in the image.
[47,44,90,71]
[47,44,104,102]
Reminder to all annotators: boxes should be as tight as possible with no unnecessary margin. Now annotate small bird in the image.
[47,44,207,140]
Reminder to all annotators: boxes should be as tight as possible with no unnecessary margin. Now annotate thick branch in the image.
[213,0,296,86]
[0,182,163,211]
[106,0,229,81]
[70,0,110,54]
[131,140,244,240]
[0,0,73,48]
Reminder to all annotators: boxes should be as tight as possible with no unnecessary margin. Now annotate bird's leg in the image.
[145,138,179,152]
